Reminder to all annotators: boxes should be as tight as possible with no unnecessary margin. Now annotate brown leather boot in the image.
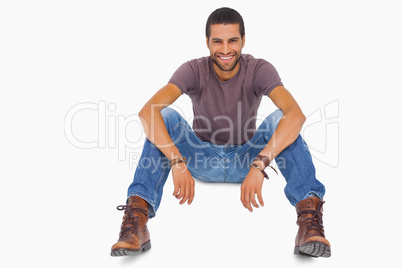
[294,197,331,258]
[110,196,151,256]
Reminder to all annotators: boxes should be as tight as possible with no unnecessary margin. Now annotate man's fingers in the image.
[179,184,190,204]
[250,194,259,209]
[175,185,184,200]
[188,183,195,205]
[241,187,247,209]
[240,171,264,212]
[244,192,253,212]
[173,185,180,197]
[241,186,253,212]
[257,190,264,207]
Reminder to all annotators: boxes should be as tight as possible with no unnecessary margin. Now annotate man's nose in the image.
[222,42,230,54]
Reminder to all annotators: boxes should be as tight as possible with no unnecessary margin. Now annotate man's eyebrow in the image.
[211,37,240,41]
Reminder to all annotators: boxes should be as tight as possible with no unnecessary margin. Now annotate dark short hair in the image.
[206,7,245,39]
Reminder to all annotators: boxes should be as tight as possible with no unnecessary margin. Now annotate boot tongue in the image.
[127,196,149,222]
[127,196,147,209]
[299,197,321,211]
[302,198,325,237]
[296,197,325,222]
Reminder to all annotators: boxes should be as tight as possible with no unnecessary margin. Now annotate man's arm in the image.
[138,83,195,205]
[138,83,182,159]
[259,85,306,160]
[240,85,305,212]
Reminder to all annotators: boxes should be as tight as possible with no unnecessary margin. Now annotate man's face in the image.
[207,23,245,77]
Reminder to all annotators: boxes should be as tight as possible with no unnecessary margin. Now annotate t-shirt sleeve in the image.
[253,61,283,96]
[168,61,199,95]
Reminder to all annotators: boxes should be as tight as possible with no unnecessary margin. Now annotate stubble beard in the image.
[211,52,241,72]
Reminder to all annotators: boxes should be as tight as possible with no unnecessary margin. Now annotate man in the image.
[111,7,331,258]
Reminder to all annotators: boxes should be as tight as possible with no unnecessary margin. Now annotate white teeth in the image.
[220,56,233,60]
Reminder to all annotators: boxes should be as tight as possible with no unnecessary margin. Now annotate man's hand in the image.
[172,163,195,205]
[240,166,265,212]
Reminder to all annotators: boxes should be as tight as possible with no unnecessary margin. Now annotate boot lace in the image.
[117,205,148,238]
[297,201,325,237]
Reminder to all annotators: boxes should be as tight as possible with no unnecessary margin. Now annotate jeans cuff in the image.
[303,191,324,200]
[127,193,156,219]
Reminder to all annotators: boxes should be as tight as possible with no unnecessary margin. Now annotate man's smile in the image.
[211,51,241,74]
[218,55,234,62]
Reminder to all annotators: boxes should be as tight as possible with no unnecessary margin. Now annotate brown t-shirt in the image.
[169,54,283,145]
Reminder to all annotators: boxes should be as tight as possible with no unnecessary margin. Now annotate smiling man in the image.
[111,7,331,258]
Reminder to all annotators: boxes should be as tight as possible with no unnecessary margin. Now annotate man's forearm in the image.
[258,110,306,162]
[138,105,182,161]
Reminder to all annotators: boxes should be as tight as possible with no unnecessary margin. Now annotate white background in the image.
[1,0,401,267]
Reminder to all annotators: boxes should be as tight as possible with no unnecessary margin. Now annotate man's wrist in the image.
[169,156,187,167]
[254,154,271,169]
[252,159,266,170]
[250,163,268,179]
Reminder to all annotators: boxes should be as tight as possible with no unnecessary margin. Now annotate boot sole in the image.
[294,241,331,258]
[110,240,151,257]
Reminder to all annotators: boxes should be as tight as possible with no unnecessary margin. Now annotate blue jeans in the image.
[127,107,325,218]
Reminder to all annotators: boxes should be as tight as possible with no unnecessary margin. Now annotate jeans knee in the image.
[160,107,179,118]
[160,107,182,126]
[160,107,189,139]
[258,109,283,135]
[268,109,283,126]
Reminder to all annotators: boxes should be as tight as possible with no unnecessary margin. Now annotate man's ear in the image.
[206,36,210,49]
[242,35,246,48]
